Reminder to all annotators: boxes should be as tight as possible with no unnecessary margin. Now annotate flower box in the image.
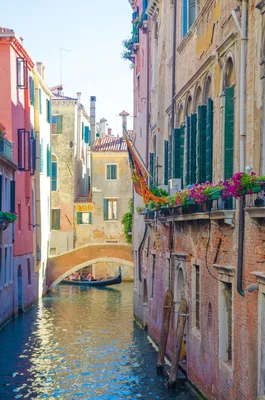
[251,186,262,194]
[185,199,196,205]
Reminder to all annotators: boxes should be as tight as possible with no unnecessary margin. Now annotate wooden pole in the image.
[167,297,187,389]
[156,289,173,374]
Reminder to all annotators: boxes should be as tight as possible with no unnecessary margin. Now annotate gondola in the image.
[61,267,122,287]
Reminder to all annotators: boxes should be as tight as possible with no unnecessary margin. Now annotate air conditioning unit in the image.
[168,179,182,195]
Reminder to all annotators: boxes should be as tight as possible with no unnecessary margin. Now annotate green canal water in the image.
[0,283,195,399]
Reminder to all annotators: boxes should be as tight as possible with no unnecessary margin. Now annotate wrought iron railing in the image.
[0,137,14,161]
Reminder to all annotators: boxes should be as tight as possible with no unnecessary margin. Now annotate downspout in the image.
[171,0,177,146]
[146,25,150,170]
[232,0,248,296]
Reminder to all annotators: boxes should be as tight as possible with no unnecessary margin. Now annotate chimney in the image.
[20,37,23,44]
[77,92,81,102]
[99,118,107,136]
[36,62,45,80]
[119,110,130,137]
[90,96,96,145]
[108,128,112,136]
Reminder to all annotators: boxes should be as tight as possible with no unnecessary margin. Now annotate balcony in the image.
[141,197,236,226]
[245,191,265,220]
[0,137,14,162]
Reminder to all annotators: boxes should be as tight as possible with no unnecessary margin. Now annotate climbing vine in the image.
[122,199,133,244]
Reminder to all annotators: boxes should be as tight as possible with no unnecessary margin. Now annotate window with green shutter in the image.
[47,100,51,123]
[52,115,63,134]
[196,105,207,184]
[47,146,51,177]
[185,116,190,186]
[77,212,92,224]
[52,209,60,230]
[168,134,172,180]
[52,159,57,191]
[40,139,44,173]
[103,199,118,220]
[150,152,155,187]
[106,164,118,180]
[164,140,168,185]
[29,76,35,106]
[84,126,90,144]
[10,180,15,213]
[173,128,184,184]
[190,114,197,184]
[206,98,213,182]
[224,87,234,180]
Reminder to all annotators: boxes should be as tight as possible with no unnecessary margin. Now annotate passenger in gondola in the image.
[87,272,93,281]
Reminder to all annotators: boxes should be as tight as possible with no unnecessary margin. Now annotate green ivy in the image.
[122,199,133,244]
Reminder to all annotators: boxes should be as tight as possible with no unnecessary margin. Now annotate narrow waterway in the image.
[0,283,195,399]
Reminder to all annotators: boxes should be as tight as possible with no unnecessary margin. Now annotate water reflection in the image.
[0,283,194,399]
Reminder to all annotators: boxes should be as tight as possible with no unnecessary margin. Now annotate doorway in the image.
[17,265,23,313]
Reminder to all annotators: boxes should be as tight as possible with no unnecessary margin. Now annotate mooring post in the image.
[167,297,187,389]
[156,289,173,374]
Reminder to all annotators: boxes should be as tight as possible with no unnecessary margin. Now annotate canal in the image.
[0,283,195,399]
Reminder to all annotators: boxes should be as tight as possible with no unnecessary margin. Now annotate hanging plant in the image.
[122,199,133,244]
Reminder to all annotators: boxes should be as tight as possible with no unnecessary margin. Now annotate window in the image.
[77,212,92,225]
[151,255,156,298]
[4,248,8,285]
[103,199,118,220]
[0,248,2,287]
[39,89,42,114]
[18,203,21,232]
[47,145,51,177]
[18,129,36,173]
[182,0,197,37]
[51,155,57,191]
[27,258,31,285]
[9,247,12,283]
[149,152,155,187]
[220,281,233,363]
[10,180,15,213]
[29,76,35,105]
[106,164,118,180]
[195,265,200,329]
[52,209,60,230]
[84,126,90,144]
[46,100,51,123]
[4,177,8,212]
[172,126,185,182]
[52,115,63,134]
[224,86,234,180]
[17,58,27,89]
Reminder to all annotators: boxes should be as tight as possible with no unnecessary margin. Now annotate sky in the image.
[1,0,133,136]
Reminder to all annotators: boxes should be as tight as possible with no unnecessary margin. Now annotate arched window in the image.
[51,155,57,191]
[223,57,235,181]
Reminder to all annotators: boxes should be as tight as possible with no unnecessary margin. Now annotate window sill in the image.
[104,220,119,223]
[219,360,233,378]
[105,179,118,182]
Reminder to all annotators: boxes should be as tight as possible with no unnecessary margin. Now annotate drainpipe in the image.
[146,25,150,170]
[232,0,248,296]
[171,0,177,146]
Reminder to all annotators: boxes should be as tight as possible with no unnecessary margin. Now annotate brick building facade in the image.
[129,0,265,398]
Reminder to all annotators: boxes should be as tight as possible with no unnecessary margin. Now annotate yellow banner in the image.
[76,204,93,212]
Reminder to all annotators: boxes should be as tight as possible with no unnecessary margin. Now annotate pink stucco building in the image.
[0,27,38,325]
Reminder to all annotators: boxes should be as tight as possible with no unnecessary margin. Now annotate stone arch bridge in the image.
[47,243,133,290]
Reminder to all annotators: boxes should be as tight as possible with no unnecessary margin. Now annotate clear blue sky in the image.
[2,0,133,135]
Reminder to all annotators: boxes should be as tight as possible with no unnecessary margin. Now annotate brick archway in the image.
[47,243,133,290]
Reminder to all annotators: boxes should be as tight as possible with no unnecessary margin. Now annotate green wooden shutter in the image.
[185,116,191,186]
[89,212,92,224]
[84,126,90,144]
[196,105,207,183]
[52,162,57,191]
[57,115,63,134]
[10,180,15,213]
[112,165,117,179]
[168,133,172,180]
[224,87,234,180]
[56,209,60,230]
[164,140,168,185]
[40,139,44,173]
[0,175,2,211]
[206,98,213,182]
[190,114,197,184]
[104,199,108,220]
[77,212,82,225]
[180,125,185,184]
[47,146,51,177]
[173,128,184,181]
[47,100,51,123]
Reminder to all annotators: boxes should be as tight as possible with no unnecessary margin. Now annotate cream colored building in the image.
[49,88,90,256]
